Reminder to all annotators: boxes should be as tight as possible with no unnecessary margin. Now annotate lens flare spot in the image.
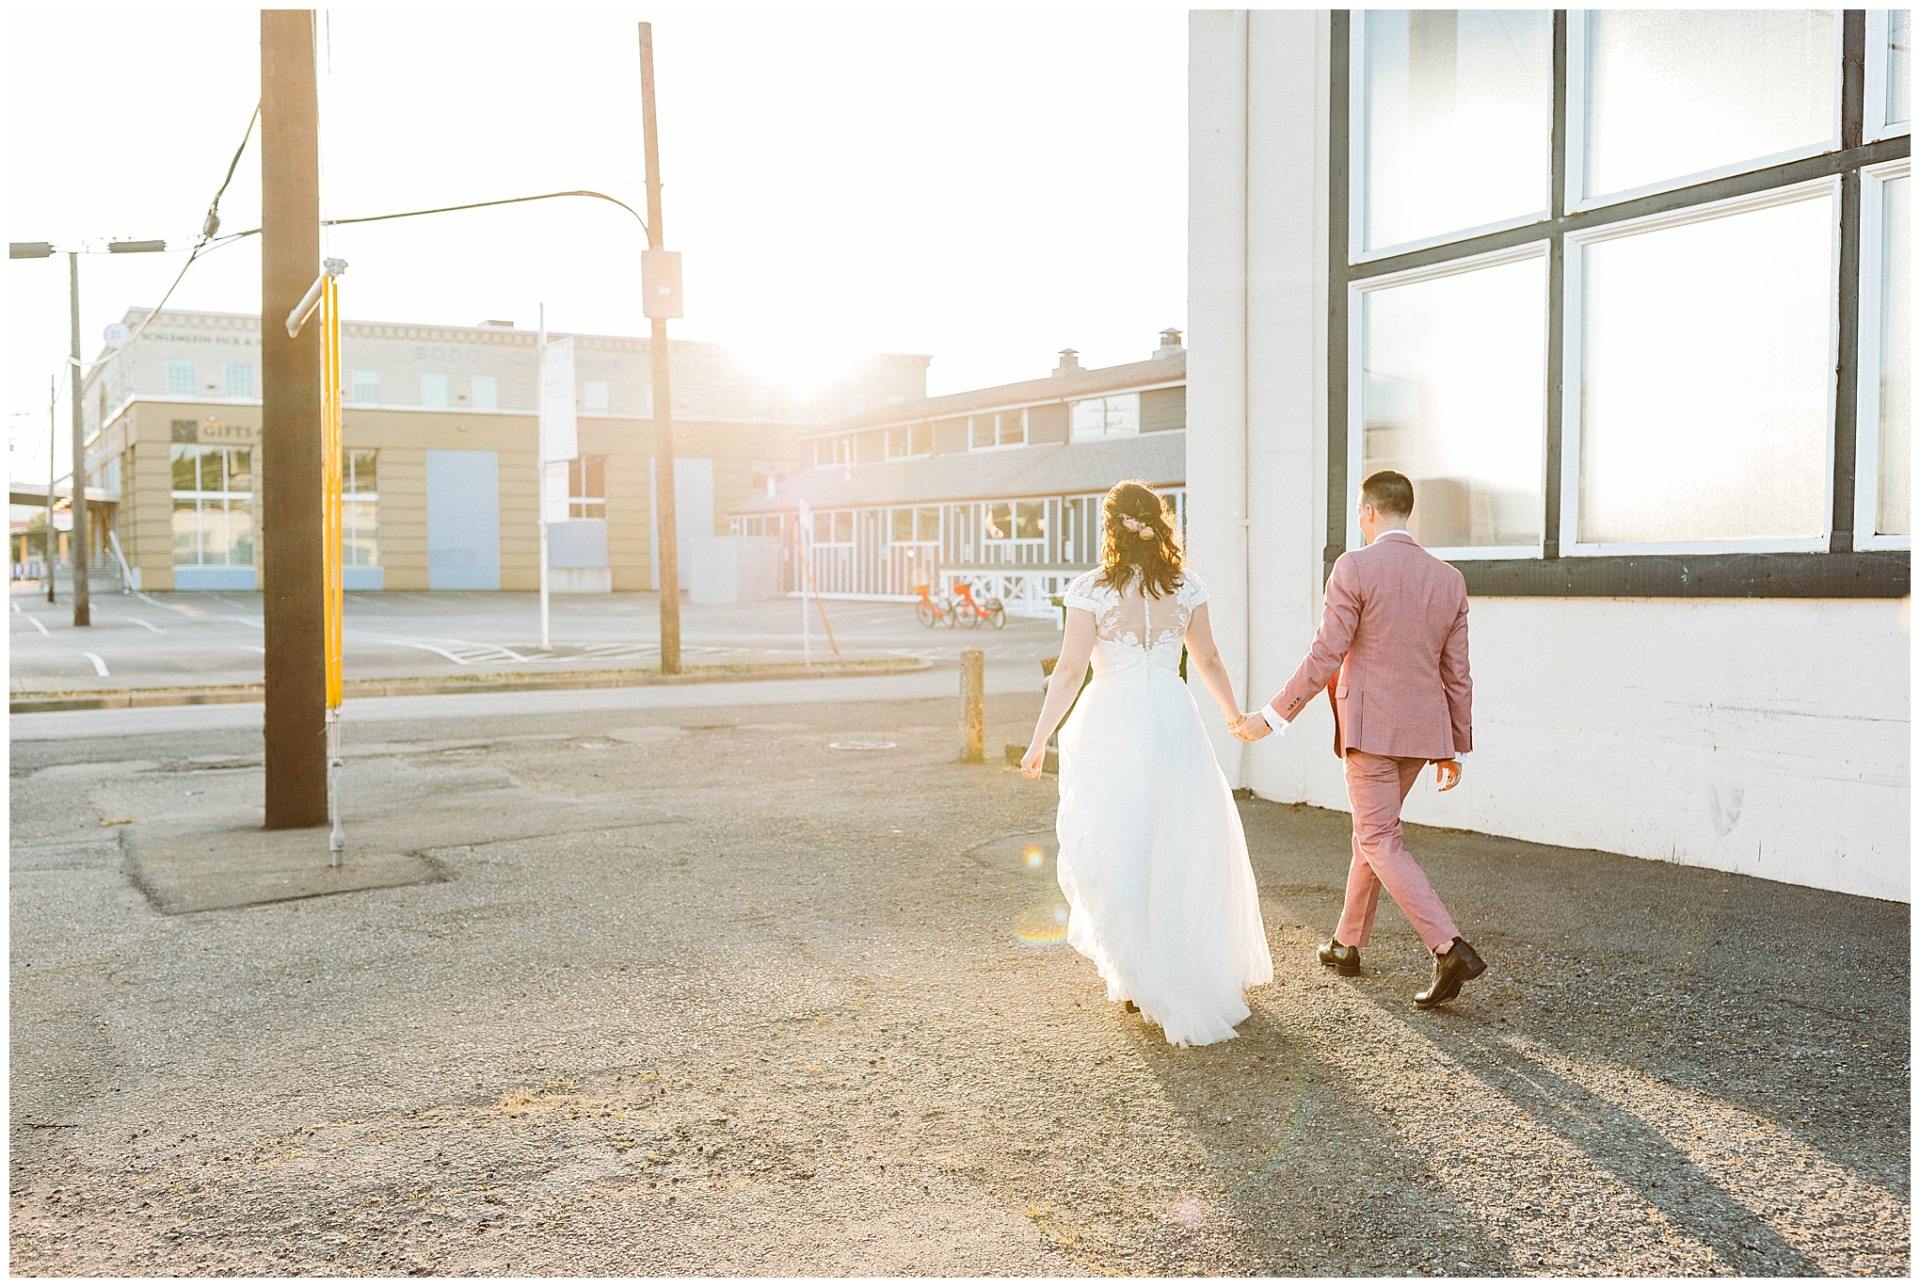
[1014,901,1070,946]
[1022,845,1047,870]
[1169,1193,1211,1234]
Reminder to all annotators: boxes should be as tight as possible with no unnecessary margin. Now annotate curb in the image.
[9,658,935,714]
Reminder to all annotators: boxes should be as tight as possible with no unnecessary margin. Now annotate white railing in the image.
[978,538,1050,566]
[940,567,1078,620]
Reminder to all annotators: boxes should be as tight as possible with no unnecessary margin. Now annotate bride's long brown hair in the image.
[1097,480,1185,598]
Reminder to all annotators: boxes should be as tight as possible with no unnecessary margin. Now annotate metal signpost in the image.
[797,499,812,664]
[46,376,56,602]
[537,305,578,651]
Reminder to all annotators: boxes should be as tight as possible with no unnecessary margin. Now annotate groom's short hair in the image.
[1361,470,1415,519]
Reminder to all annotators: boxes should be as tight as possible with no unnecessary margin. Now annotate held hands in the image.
[1228,710,1273,743]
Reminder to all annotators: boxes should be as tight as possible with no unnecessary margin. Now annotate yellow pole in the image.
[322,274,343,708]
[322,272,345,861]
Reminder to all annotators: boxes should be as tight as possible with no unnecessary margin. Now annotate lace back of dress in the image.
[1089,576,1192,653]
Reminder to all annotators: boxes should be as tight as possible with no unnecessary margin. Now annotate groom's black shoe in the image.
[1317,938,1361,977]
[1414,937,1486,1008]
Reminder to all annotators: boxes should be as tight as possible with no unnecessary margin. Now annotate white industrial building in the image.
[1186,10,1910,902]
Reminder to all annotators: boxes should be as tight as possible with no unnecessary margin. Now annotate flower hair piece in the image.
[1120,515,1154,538]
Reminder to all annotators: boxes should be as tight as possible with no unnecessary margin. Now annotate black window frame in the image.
[1328,9,1911,597]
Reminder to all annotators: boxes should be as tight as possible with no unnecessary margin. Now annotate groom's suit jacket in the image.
[1265,532,1473,761]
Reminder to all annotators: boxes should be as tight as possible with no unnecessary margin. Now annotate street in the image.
[8,589,1061,694]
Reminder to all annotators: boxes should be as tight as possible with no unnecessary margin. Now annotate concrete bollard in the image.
[961,649,984,763]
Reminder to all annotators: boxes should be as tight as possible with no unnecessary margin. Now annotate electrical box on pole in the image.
[642,249,683,319]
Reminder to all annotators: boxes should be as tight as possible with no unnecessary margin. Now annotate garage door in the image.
[426,450,500,590]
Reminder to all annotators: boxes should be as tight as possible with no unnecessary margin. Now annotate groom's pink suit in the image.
[1263,532,1472,952]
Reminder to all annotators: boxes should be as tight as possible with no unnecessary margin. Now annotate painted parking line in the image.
[434,637,531,662]
[79,652,109,677]
[137,592,211,619]
[103,614,167,634]
[376,639,473,666]
[26,616,50,637]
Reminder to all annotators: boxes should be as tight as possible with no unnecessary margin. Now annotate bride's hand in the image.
[1019,741,1046,779]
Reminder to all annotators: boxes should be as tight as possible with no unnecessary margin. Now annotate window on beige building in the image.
[170,445,253,568]
[343,449,379,567]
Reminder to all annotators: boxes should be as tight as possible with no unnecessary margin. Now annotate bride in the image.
[1019,480,1273,1047]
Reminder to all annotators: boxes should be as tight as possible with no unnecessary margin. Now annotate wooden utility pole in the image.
[67,253,90,626]
[259,9,328,828]
[639,22,682,674]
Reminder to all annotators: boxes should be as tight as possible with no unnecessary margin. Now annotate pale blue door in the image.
[426,450,500,590]
[651,456,715,589]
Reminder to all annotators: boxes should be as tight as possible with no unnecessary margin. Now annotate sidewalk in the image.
[8,682,1909,1275]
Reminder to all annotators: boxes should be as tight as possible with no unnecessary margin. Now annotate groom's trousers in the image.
[1336,750,1460,952]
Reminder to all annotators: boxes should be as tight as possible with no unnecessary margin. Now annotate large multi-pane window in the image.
[342,449,378,568]
[224,363,254,398]
[1875,10,1912,138]
[1357,10,1551,255]
[1574,10,1839,207]
[1358,248,1546,551]
[1337,10,1912,587]
[1572,186,1836,548]
[1860,161,1911,546]
[170,445,253,568]
[350,369,381,403]
[420,372,449,408]
[470,374,499,411]
[166,361,197,396]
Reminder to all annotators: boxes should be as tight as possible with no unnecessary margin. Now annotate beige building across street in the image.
[77,307,928,594]
[732,335,1188,616]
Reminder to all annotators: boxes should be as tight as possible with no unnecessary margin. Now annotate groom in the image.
[1232,470,1486,1008]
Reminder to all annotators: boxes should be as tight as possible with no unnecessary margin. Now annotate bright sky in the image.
[5,1,1188,483]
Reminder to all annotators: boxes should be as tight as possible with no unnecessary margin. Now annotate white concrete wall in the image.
[1188,10,1912,904]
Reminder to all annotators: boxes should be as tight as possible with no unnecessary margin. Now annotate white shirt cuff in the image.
[1265,701,1290,731]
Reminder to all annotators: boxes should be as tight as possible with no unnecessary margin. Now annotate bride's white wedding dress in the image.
[1054,569,1274,1047]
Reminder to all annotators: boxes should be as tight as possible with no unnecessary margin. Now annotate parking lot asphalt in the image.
[8,679,1909,1275]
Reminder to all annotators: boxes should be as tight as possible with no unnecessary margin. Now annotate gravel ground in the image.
[8,687,1911,1275]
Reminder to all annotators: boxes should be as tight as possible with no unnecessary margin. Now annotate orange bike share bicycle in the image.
[915,580,1007,629]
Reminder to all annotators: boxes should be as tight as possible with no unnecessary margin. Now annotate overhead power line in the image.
[73,102,263,387]
[205,187,650,249]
